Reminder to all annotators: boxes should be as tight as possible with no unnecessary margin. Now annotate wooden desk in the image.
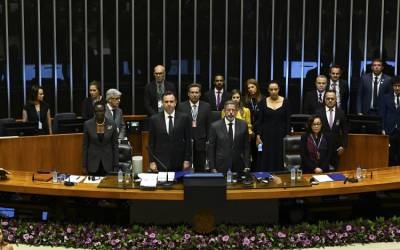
[1,167,400,201]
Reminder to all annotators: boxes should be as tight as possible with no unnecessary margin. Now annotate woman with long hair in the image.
[81,80,106,119]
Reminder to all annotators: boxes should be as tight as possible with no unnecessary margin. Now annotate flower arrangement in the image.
[1,216,400,249]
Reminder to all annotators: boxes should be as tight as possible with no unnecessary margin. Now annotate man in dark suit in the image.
[380,76,400,166]
[82,102,119,175]
[144,65,177,116]
[148,91,192,172]
[208,100,250,173]
[316,90,349,170]
[357,58,392,115]
[327,65,349,113]
[303,75,327,114]
[203,75,230,111]
[177,83,211,172]
[105,88,126,140]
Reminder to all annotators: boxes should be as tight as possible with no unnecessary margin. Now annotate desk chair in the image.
[118,143,133,172]
[0,118,16,136]
[53,112,76,134]
[283,135,302,168]
[210,111,222,124]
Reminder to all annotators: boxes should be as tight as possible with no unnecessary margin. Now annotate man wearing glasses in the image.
[105,88,126,140]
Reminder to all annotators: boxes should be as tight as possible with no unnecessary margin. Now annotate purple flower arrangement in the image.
[1,216,400,249]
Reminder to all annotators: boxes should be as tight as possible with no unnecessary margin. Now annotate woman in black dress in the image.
[22,85,52,135]
[300,115,330,174]
[81,81,105,119]
[255,81,290,172]
[82,102,118,176]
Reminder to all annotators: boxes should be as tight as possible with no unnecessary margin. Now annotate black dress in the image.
[23,101,50,135]
[255,98,290,172]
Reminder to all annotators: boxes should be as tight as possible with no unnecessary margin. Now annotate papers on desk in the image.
[138,173,158,189]
[312,173,346,182]
[67,175,86,183]
[83,176,104,184]
[157,172,175,182]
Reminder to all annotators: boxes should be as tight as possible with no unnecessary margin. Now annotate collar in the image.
[317,90,325,94]
[164,110,176,118]
[215,88,223,94]
[189,101,200,107]
[373,73,383,79]
[330,79,339,85]
[325,106,336,112]
[224,117,235,125]
[107,103,115,111]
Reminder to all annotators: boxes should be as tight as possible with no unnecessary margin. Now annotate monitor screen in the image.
[347,114,382,134]
[2,122,37,136]
[56,118,85,134]
[290,114,311,132]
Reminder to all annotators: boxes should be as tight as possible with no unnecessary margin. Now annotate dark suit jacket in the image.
[300,133,330,173]
[208,119,250,173]
[327,79,349,113]
[144,81,176,116]
[177,100,211,151]
[81,97,106,120]
[203,89,230,111]
[105,104,126,139]
[82,118,119,174]
[148,111,191,171]
[316,107,349,153]
[380,93,400,135]
[357,73,392,114]
[303,90,325,114]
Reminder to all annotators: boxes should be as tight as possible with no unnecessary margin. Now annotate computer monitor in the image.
[290,114,311,132]
[347,114,382,134]
[56,118,85,134]
[2,122,37,136]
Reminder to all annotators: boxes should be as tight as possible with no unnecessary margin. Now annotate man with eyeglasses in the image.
[316,90,349,170]
[105,88,126,140]
[144,65,177,116]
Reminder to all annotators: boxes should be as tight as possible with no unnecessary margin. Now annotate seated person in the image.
[22,85,52,135]
[81,80,106,119]
[300,115,330,174]
[221,89,253,136]
[82,102,119,176]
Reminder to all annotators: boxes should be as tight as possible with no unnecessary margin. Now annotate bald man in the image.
[144,65,177,116]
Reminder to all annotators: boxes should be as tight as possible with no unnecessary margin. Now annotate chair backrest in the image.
[283,135,302,168]
[53,112,77,134]
[118,143,133,172]
[0,118,16,136]
[210,111,222,124]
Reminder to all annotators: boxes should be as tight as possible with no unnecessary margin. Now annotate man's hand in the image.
[149,162,158,172]
[337,146,345,155]
[314,167,323,174]
[183,161,191,170]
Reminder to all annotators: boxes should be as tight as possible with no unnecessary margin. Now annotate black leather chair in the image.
[210,111,222,124]
[283,135,302,168]
[0,118,16,136]
[118,143,133,172]
[53,112,77,134]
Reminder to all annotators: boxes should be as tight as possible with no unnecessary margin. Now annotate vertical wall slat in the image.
[224,0,228,90]
[300,0,306,113]
[255,0,259,80]
[209,0,212,89]
[100,0,104,93]
[178,0,181,100]
[363,0,369,73]
[239,0,243,91]
[333,0,337,64]
[163,0,165,67]
[37,0,42,87]
[5,0,10,116]
[21,0,26,104]
[194,0,197,83]
[317,0,322,75]
[84,0,88,97]
[69,0,73,111]
[285,0,290,96]
[116,0,119,89]
[270,0,275,80]
[53,0,58,113]
[146,0,150,85]
[348,0,353,112]
[395,0,400,75]
[132,0,135,113]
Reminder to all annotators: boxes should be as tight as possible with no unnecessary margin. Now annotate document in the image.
[157,172,175,182]
[68,175,86,183]
[312,175,334,183]
[83,176,104,184]
[138,173,158,189]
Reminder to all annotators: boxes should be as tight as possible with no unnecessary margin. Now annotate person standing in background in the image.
[81,80,106,119]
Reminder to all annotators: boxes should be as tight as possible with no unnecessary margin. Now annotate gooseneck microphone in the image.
[146,146,174,186]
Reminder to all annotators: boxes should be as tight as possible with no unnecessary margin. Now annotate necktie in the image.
[318,92,322,103]
[216,91,221,109]
[168,115,173,135]
[328,109,334,128]
[397,95,400,109]
[192,104,198,120]
[228,122,233,144]
[373,76,379,109]
[112,109,117,121]
[331,82,336,91]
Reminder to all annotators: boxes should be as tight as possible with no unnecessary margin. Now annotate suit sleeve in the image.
[184,115,192,162]
[208,124,217,170]
[357,77,364,114]
[144,84,157,116]
[379,96,387,132]
[112,126,119,170]
[148,117,156,163]
[118,112,126,139]
[303,93,310,114]
[204,104,211,141]
[82,122,89,173]
[243,123,250,167]
[340,111,349,148]
[300,134,317,173]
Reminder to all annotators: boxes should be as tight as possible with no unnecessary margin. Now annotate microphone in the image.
[146,146,174,186]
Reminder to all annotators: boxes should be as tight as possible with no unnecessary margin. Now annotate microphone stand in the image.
[191,139,195,173]
[241,154,253,185]
[146,146,174,187]
[204,141,211,172]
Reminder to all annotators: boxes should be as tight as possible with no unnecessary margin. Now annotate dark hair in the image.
[330,65,342,71]
[224,100,237,109]
[372,58,383,64]
[245,78,262,103]
[306,115,322,134]
[267,80,280,89]
[89,80,101,95]
[162,90,177,100]
[94,101,105,109]
[325,89,336,96]
[230,89,245,116]
[393,75,400,85]
[28,85,43,103]
[187,83,202,92]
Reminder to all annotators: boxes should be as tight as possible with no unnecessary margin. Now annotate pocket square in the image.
[107,125,113,130]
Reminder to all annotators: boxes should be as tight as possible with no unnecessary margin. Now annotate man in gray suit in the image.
[208,100,250,173]
[105,88,126,139]
[357,58,392,115]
